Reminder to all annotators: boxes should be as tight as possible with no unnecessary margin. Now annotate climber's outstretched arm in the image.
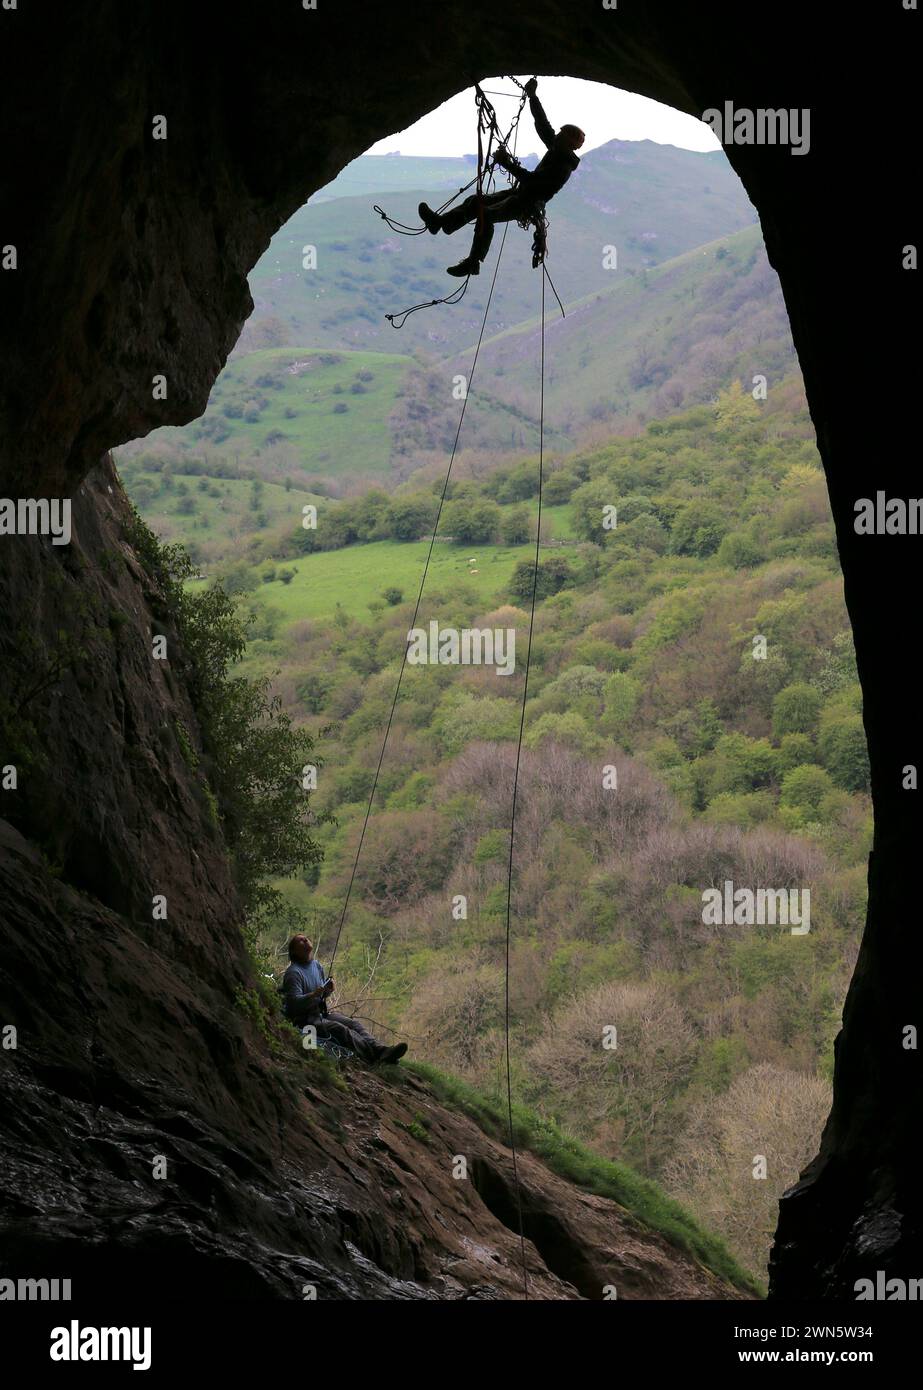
[526,78,556,149]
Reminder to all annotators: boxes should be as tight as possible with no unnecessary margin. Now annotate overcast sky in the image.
[366,77,721,158]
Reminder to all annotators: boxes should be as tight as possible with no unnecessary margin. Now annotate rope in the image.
[327,154,521,978]
[384,277,471,330]
[373,181,479,237]
[542,261,566,320]
[475,86,488,236]
[333,87,551,1301]
[373,77,520,244]
[501,266,545,1302]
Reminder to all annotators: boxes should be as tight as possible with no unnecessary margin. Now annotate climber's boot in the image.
[418,202,441,234]
[447,256,479,278]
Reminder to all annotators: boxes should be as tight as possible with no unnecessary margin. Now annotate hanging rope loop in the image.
[384,277,471,329]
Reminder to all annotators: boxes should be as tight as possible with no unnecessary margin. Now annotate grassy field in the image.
[249,507,577,623]
[254,539,532,622]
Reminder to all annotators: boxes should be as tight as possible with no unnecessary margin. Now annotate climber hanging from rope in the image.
[418,78,585,277]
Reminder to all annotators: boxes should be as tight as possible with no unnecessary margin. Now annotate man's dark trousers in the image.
[440,188,536,263]
[288,998,382,1061]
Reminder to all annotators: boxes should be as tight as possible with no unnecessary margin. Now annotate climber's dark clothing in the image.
[440,188,536,263]
[514,91,581,202]
[437,91,578,266]
[281,959,386,1062]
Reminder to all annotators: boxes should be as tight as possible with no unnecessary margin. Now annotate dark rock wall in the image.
[0,1,919,1295]
[1,468,749,1299]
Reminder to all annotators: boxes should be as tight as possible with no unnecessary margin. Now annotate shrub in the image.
[434,692,520,755]
[664,1064,830,1277]
[669,501,729,557]
[539,664,608,713]
[543,469,581,504]
[123,508,322,926]
[510,555,574,602]
[344,810,455,916]
[817,713,870,792]
[780,763,835,812]
[717,529,767,569]
[572,637,623,672]
[702,791,774,828]
[774,732,815,774]
[388,495,438,541]
[772,683,822,738]
[603,671,641,737]
[295,673,330,714]
[524,710,602,755]
[386,770,434,810]
[500,507,531,545]
[441,498,501,545]
[526,980,697,1173]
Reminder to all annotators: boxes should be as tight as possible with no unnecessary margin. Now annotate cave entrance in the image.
[112,70,868,1299]
[6,5,911,1301]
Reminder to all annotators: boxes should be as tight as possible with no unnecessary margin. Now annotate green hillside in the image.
[455,224,795,435]
[307,153,479,203]
[239,139,757,358]
[118,348,414,484]
[120,225,790,490]
[118,141,773,493]
[163,379,863,1287]
[115,464,324,570]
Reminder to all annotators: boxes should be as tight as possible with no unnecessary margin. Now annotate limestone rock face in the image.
[0,2,919,1296]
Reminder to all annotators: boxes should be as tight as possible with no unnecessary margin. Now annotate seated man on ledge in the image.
[281,934,407,1065]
